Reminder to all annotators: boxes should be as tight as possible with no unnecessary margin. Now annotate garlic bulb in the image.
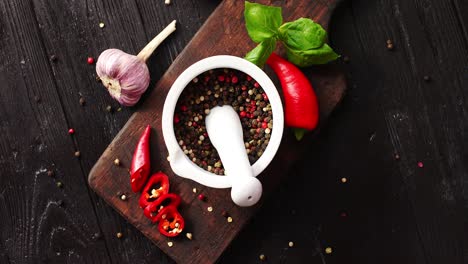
[96,20,176,106]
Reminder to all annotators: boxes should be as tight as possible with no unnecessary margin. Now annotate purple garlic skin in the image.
[96,49,150,106]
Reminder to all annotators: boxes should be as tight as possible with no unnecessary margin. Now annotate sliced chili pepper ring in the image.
[157,206,185,237]
[143,193,181,223]
[139,172,170,209]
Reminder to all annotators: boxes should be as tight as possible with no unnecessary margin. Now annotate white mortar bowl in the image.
[162,55,284,191]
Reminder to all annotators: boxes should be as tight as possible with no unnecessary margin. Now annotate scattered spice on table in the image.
[87,57,95,65]
[56,181,63,188]
[116,232,123,239]
[386,41,394,50]
[417,161,424,168]
[117,107,122,112]
[47,170,54,177]
[227,216,233,223]
[79,97,86,106]
[325,247,333,254]
[74,151,81,158]
[174,68,273,174]
[423,75,431,82]
[207,206,213,212]
[68,128,75,135]
[93,232,102,240]
[288,241,294,248]
[165,0,171,5]
[341,177,347,183]
[167,241,173,247]
[99,22,105,28]
[114,158,120,166]
[186,232,193,240]
[259,254,266,261]
[192,188,197,193]
[394,153,400,160]
[50,55,57,62]
[120,194,127,201]
[106,105,112,112]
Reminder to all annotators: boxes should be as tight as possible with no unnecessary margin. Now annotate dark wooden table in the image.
[1,0,467,263]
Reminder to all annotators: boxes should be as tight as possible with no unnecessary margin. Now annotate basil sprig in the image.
[244,1,339,67]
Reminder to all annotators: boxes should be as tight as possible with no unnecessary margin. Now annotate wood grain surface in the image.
[88,0,345,263]
[1,0,468,263]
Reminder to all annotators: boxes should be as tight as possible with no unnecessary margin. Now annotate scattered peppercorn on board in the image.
[88,0,346,263]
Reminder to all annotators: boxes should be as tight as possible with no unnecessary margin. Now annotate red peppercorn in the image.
[241,85,247,91]
[203,132,208,137]
[231,76,238,84]
[240,111,247,118]
[204,76,210,83]
[417,162,424,168]
[247,75,252,81]
[254,82,260,88]
[262,93,268,101]
[262,122,268,129]
[181,105,188,112]
[87,57,95,64]
[68,128,75,135]
[192,122,198,127]
[174,115,180,124]
[218,75,225,82]
[256,128,261,133]
[198,194,205,201]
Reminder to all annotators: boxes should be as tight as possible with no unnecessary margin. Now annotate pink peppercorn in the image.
[240,111,247,118]
[181,105,188,112]
[417,162,424,168]
[247,75,252,81]
[87,57,94,64]
[174,115,180,124]
[262,93,268,101]
[192,122,198,127]
[68,128,75,135]
[254,82,259,88]
[262,122,268,129]
[198,194,205,201]
[218,75,225,82]
[231,76,238,84]
[241,85,247,91]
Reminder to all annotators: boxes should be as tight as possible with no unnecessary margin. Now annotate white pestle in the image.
[205,105,263,207]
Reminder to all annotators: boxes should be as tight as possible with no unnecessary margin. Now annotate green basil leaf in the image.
[244,1,282,43]
[244,38,276,67]
[286,43,339,67]
[279,18,327,50]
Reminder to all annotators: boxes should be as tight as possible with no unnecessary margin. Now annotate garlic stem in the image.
[137,20,177,62]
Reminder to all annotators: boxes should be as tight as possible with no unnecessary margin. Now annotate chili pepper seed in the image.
[114,158,120,166]
[167,241,173,247]
[116,232,123,239]
[325,247,333,254]
[259,254,266,261]
[288,241,294,248]
[87,57,95,65]
[207,206,213,212]
[186,233,193,240]
[120,194,127,201]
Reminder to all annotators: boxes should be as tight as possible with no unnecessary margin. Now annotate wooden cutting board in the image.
[88,0,345,263]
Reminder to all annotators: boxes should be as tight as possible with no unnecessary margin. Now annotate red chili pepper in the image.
[266,53,319,140]
[156,206,185,237]
[143,193,181,223]
[139,172,170,209]
[130,125,151,192]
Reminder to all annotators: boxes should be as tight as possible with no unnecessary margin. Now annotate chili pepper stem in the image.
[137,20,177,62]
[294,128,307,141]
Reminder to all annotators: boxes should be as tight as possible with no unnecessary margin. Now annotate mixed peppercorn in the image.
[174,68,273,175]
